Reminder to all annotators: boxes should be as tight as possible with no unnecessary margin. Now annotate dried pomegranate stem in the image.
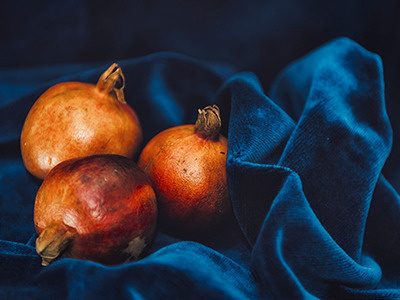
[96,63,126,103]
[36,223,76,266]
[194,105,221,140]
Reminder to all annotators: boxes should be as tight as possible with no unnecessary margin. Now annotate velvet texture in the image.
[2,1,400,299]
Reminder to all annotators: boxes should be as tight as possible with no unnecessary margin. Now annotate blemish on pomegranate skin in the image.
[220,152,225,155]
[123,236,147,261]
[102,138,112,150]
[80,174,91,184]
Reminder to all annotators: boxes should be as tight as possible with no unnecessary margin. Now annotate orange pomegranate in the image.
[138,105,231,237]
[21,63,142,179]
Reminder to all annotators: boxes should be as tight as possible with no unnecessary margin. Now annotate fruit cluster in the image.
[21,64,231,266]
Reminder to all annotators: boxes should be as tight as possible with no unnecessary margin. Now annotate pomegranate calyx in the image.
[96,63,126,104]
[36,223,76,266]
[194,105,221,140]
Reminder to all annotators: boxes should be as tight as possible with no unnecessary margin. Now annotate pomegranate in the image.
[21,63,143,179]
[138,105,231,237]
[34,154,157,266]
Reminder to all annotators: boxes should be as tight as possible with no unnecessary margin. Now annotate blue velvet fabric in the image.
[2,1,400,299]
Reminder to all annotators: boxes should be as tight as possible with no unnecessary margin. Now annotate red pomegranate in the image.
[34,154,157,266]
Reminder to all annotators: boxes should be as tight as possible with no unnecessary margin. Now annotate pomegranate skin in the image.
[34,154,157,266]
[138,121,231,237]
[21,64,143,179]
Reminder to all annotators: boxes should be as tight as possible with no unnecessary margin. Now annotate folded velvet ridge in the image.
[1,37,400,299]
